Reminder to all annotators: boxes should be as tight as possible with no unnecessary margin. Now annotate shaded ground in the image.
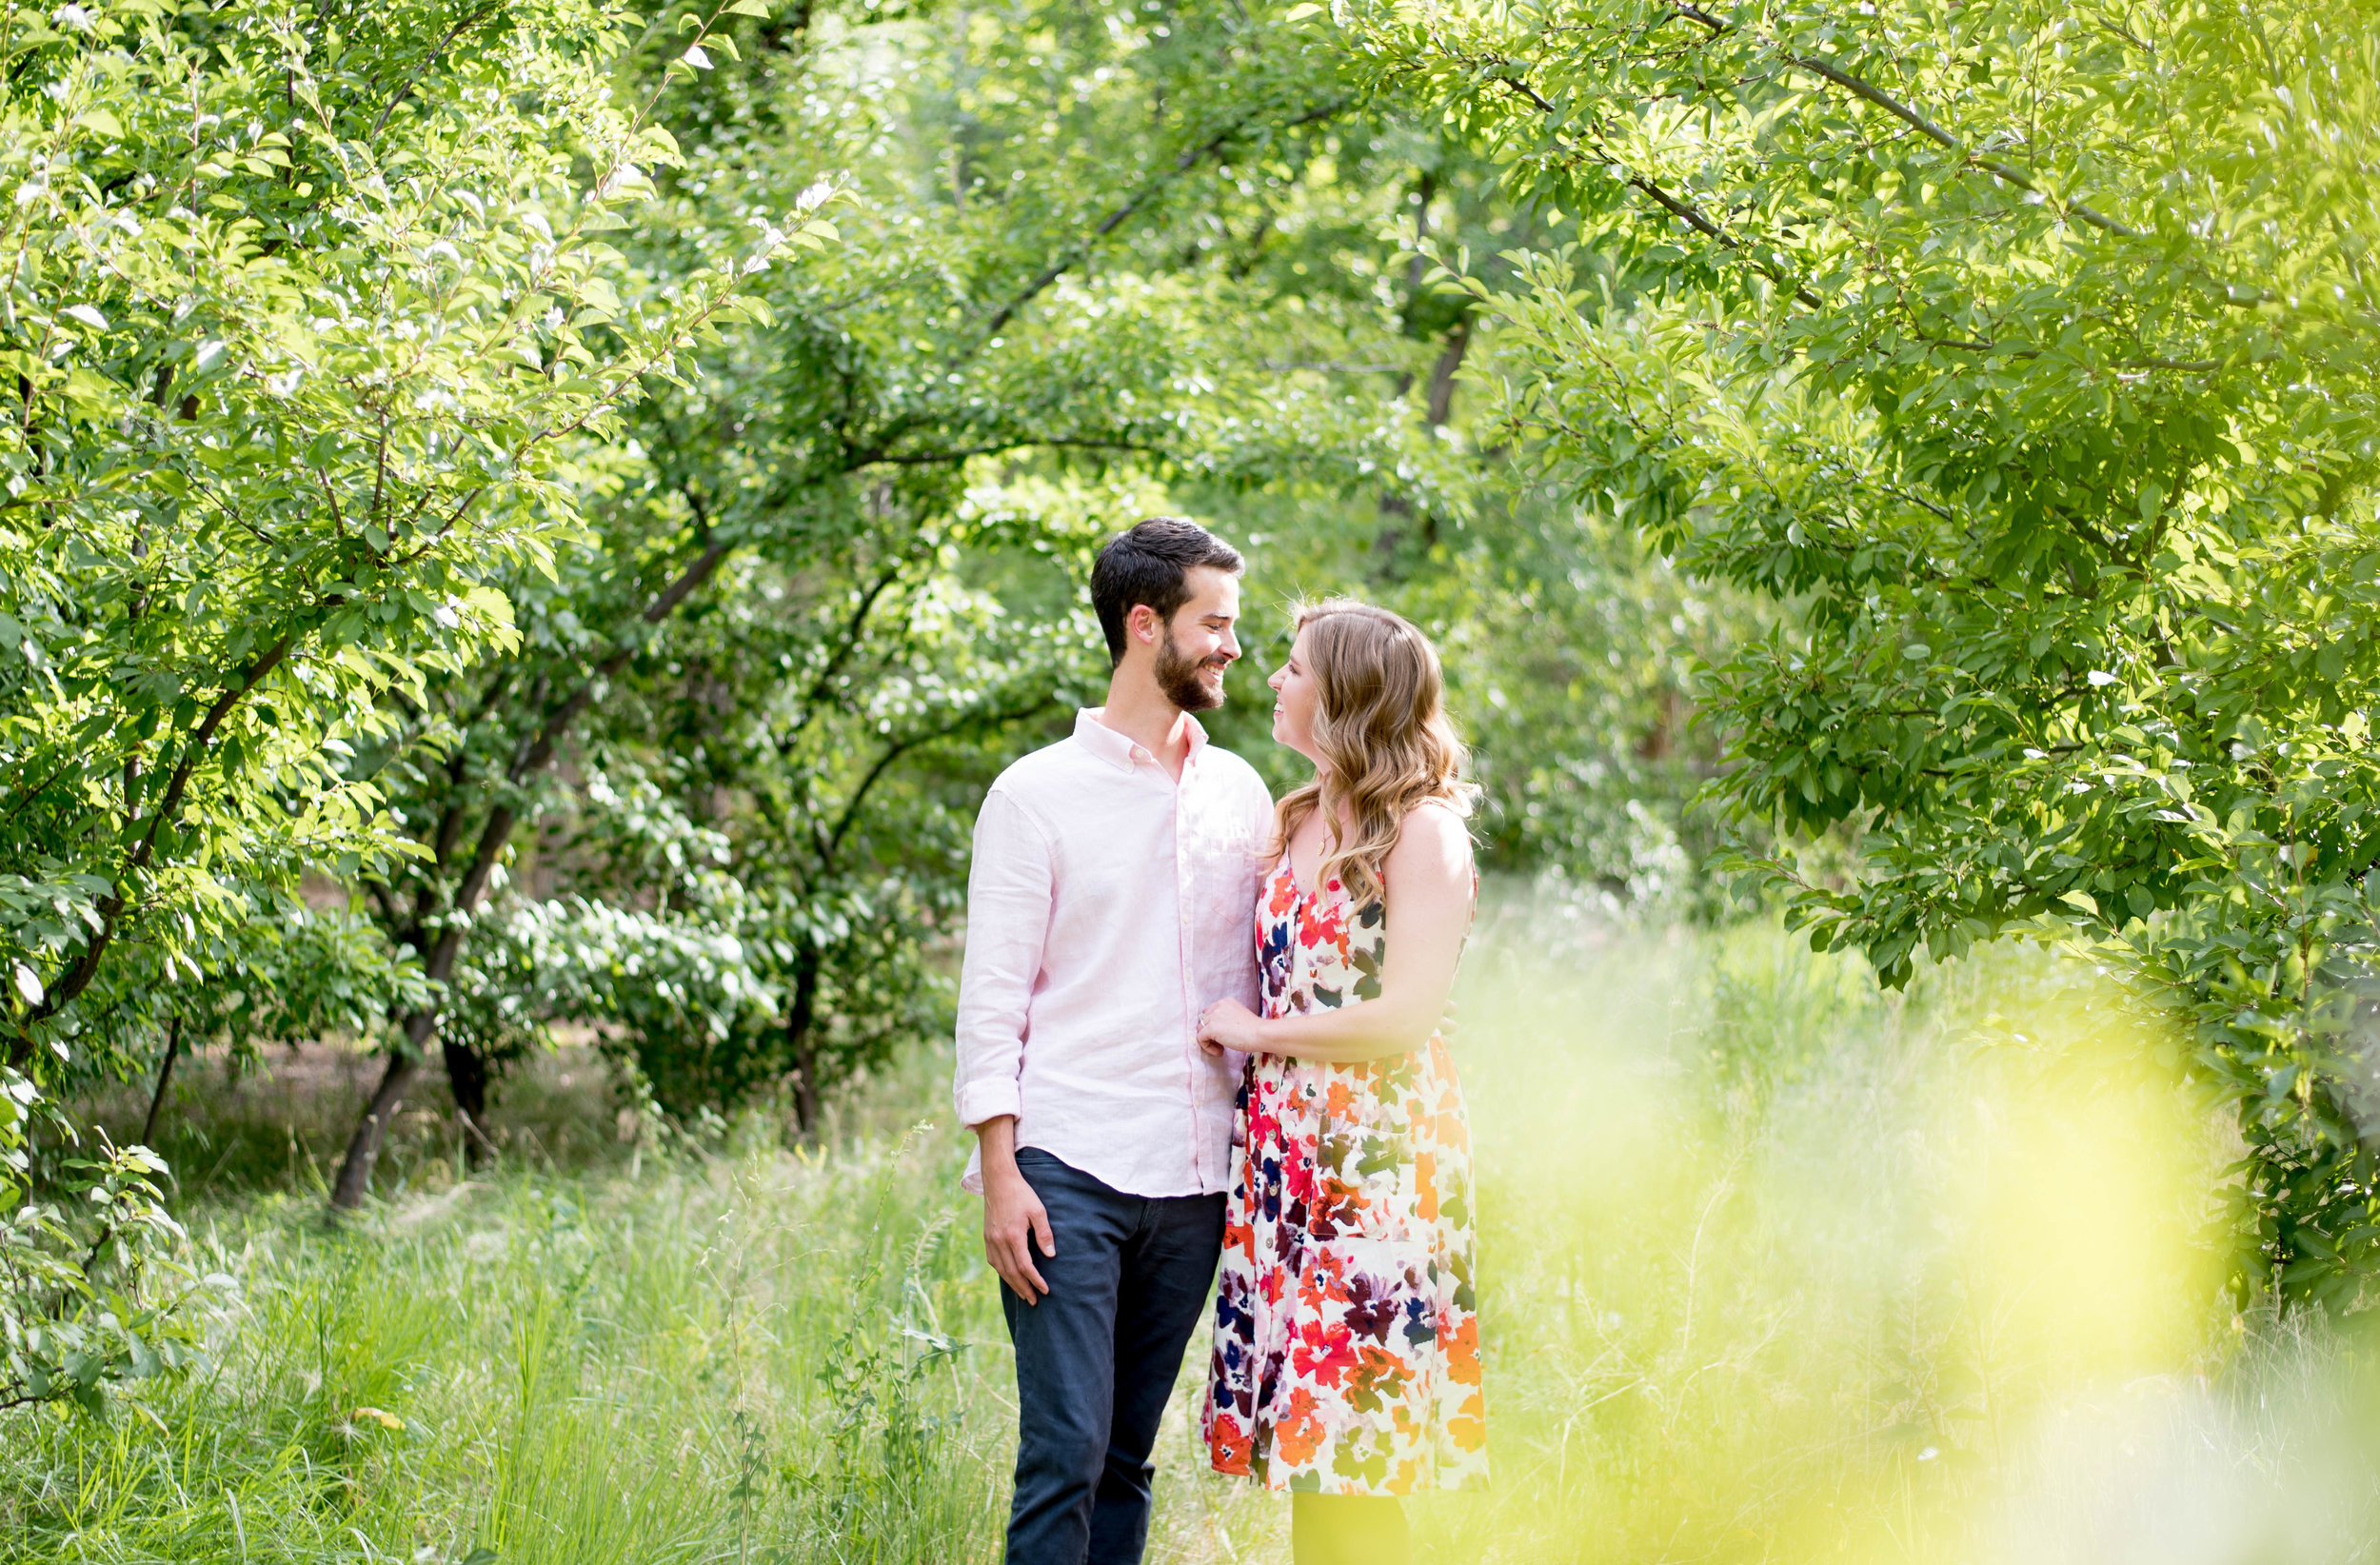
[71,1038,626,1201]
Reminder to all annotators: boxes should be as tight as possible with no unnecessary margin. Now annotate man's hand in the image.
[977,1117,1054,1303]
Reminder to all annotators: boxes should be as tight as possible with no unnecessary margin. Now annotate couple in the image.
[955,518,1487,1565]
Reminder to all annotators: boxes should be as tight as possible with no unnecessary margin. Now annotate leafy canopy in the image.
[1342,0,2380,1303]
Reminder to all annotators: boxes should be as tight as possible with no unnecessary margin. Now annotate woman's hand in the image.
[1198,997,1267,1058]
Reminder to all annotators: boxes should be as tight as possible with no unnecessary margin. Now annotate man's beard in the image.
[1157,629,1228,712]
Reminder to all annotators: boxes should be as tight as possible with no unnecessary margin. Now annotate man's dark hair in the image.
[1089,517,1243,666]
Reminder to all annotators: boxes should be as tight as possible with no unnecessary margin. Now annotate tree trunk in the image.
[442,1036,494,1166]
[136,1014,183,1151]
[329,1008,436,1211]
[1423,316,1470,429]
[787,944,822,1138]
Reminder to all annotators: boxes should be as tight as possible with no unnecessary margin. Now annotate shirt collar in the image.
[1074,706,1209,773]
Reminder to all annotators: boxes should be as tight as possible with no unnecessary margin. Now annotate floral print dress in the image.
[1201,859,1487,1496]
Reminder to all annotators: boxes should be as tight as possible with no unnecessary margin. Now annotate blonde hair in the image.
[1273,598,1477,906]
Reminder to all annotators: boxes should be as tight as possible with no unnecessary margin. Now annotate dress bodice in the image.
[1257,860,1470,1033]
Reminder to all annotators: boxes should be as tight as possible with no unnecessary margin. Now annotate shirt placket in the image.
[1176,760,1202,1192]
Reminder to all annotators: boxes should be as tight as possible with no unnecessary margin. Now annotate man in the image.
[955,517,1276,1563]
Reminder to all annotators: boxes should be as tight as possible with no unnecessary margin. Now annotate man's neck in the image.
[1099,667,1193,780]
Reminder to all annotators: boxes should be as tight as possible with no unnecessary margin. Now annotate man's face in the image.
[1151,566,1242,713]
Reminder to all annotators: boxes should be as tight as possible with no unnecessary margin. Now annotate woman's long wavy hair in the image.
[1272,598,1477,906]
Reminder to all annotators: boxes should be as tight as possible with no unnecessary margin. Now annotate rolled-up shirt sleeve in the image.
[954,786,1052,1130]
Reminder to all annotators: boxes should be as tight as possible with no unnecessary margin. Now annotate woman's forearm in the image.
[1248,998,1438,1064]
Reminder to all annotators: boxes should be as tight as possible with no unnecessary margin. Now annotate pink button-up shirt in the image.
[955,708,1275,1197]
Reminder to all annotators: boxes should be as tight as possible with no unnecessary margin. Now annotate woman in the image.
[1197,598,1486,1565]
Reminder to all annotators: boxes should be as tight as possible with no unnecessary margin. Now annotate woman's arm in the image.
[1198,802,1472,1065]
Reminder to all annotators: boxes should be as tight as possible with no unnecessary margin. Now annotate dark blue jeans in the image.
[1002,1147,1224,1565]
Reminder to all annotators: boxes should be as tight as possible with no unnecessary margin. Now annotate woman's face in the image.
[1269,626,1322,764]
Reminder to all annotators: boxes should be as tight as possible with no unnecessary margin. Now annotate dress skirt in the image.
[1200,862,1488,1495]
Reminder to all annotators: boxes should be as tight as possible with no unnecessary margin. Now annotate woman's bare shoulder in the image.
[1402,795,1474,834]
[1391,798,1475,872]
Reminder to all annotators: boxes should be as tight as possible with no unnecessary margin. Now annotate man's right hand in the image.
[978,1119,1055,1303]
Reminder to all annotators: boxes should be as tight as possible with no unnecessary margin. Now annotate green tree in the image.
[0,0,794,1394]
[1344,0,2380,1301]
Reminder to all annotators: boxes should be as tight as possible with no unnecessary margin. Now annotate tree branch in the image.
[807,694,1060,876]
[778,559,911,757]
[368,4,506,142]
[863,436,1168,467]
[8,634,297,1063]
[1493,75,1824,309]
[1780,53,2140,239]
[981,96,1349,339]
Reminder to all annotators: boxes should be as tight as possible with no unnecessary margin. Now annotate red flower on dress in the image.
[1293,1316,1361,1388]
[1298,893,1346,951]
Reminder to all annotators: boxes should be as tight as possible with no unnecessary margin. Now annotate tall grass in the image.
[6,912,2376,1563]
[2,1107,1006,1563]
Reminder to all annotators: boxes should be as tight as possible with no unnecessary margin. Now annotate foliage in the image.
[0,0,1760,1231]
[1343,0,2380,1303]
[0,0,806,1380]
[0,1068,217,1414]
[454,887,787,1119]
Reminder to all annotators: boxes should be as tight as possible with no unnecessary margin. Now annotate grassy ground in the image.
[6,913,2377,1563]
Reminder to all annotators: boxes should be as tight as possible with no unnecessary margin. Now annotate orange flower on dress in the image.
[1209,1415,1254,1474]
[1298,1252,1350,1311]
[1276,1389,1326,1467]
[1443,1315,1480,1384]
[1352,1343,1407,1399]
[1449,1389,1487,1452]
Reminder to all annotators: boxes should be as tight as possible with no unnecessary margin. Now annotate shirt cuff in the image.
[956,1078,1023,1129]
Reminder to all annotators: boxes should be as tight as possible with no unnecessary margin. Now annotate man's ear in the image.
[1126,603,1161,647]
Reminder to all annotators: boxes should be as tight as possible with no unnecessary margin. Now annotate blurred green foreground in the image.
[7,912,2377,1564]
